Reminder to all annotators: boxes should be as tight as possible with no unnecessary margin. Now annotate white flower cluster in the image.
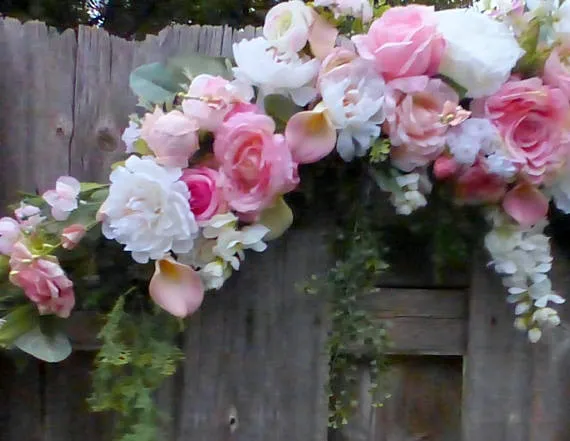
[484,211,564,342]
[185,213,270,290]
[377,172,431,216]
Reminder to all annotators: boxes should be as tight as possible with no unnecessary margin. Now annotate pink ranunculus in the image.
[42,176,81,221]
[9,242,75,318]
[385,76,459,172]
[140,108,199,168]
[14,202,45,232]
[0,217,21,255]
[544,45,570,101]
[472,77,570,184]
[351,5,445,81]
[214,112,299,217]
[61,224,87,250]
[182,75,254,132]
[180,167,227,222]
[455,162,507,204]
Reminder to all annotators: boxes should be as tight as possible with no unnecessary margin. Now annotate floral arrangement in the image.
[2,0,570,436]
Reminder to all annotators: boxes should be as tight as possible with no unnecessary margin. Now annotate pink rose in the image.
[455,162,506,204]
[61,224,87,250]
[180,167,227,222]
[385,76,459,172]
[42,176,81,221]
[544,46,570,100]
[9,242,75,318]
[182,75,253,132]
[472,77,570,184]
[140,108,199,168]
[352,5,445,81]
[0,217,21,255]
[214,112,299,216]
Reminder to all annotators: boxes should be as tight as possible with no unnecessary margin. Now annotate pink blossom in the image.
[502,182,549,227]
[140,108,199,168]
[9,242,75,318]
[42,176,81,221]
[544,45,570,101]
[14,202,44,231]
[182,75,253,132]
[472,77,570,184]
[180,167,227,222]
[352,5,445,81]
[0,217,21,255]
[385,76,459,172]
[61,224,87,250]
[455,162,507,204]
[433,156,460,180]
[214,112,299,217]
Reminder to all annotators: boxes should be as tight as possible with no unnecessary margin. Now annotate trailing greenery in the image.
[88,294,184,441]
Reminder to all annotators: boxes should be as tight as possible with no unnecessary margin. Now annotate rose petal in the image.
[503,183,549,227]
[149,258,205,318]
[285,108,337,164]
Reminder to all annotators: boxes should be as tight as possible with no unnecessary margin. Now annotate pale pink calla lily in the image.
[502,183,549,227]
[309,11,339,59]
[285,106,337,164]
[149,257,205,318]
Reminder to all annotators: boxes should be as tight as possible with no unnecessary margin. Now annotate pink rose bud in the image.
[61,224,87,250]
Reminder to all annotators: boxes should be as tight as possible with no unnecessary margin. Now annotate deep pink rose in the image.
[9,242,75,318]
[385,76,459,172]
[180,167,226,222]
[352,5,445,81]
[214,112,299,216]
[472,77,570,184]
[544,46,570,100]
[140,108,199,168]
[455,162,507,204]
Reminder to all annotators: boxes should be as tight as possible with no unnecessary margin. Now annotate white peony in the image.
[436,8,525,98]
[314,0,374,22]
[100,155,199,264]
[263,0,314,53]
[320,59,385,161]
[233,37,320,106]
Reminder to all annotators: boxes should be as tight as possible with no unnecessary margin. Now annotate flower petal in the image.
[149,258,204,318]
[259,196,294,241]
[285,108,337,164]
[502,183,549,228]
[309,11,338,60]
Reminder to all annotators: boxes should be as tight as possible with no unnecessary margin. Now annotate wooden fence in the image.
[1,17,570,441]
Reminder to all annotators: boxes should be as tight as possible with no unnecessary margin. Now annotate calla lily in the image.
[285,105,337,164]
[259,197,294,241]
[149,257,205,318]
[502,183,549,228]
[309,11,339,60]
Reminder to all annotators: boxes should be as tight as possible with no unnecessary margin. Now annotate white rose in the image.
[263,0,314,53]
[233,37,320,106]
[314,0,374,22]
[436,8,524,98]
[100,155,198,264]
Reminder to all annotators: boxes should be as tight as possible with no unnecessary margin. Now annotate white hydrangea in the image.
[99,155,199,264]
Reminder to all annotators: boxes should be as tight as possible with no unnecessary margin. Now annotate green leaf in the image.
[134,139,153,156]
[264,95,302,131]
[14,326,72,363]
[129,62,187,105]
[0,304,38,346]
[167,53,233,80]
[259,197,294,241]
[80,182,107,193]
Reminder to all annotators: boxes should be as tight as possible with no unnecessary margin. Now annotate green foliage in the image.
[129,62,188,107]
[13,325,72,362]
[264,94,303,132]
[89,294,184,441]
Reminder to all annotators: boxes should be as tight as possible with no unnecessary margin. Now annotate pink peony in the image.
[385,76,459,172]
[0,217,21,255]
[455,162,507,204]
[42,176,81,221]
[180,167,227,222]
[61,224,87,250]
[182,74,253,132]
[9,242,75,318]
[214,112,299,217]
[472,77,570,184]
[544,45,570,101]
[140,108,199,168]
[351,5,445,81]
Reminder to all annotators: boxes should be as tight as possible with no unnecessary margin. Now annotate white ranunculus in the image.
[436,8,525,98]
[100,155,198,264]
[263,0,314,53]
[320,59,385,161]
[233,37,320,106]
[314,0,374,22]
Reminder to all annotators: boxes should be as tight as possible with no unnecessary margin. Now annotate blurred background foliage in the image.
[0,0,471,39]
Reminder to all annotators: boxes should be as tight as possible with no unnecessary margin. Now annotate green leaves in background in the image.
[129,62,187,106]
[264,94,302,132]
[167,53,233,80]
[0,304,38,347]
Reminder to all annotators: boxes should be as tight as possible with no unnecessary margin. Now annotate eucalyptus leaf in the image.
[129,62,187,105]
[264,95,302,130]
[0,304,38,346]
[14,326,72,363]
[167,53,233,80]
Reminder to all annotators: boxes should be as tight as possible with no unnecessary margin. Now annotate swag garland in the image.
[2,0,570,437]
